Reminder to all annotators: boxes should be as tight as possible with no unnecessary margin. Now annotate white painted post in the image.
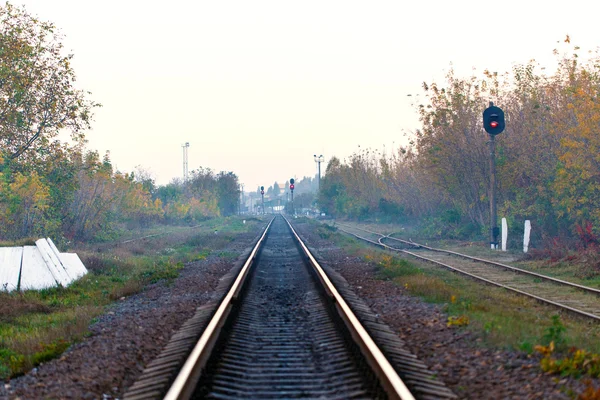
[501,218,507,251]
[524,220,531,253]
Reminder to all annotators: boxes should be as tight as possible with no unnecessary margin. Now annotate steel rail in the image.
[336,222,600,297]
[163,217,274,400]
[333,224,600,322]
[284,216,415,400]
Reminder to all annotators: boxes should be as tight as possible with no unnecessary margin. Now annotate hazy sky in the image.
[13,0,600,191]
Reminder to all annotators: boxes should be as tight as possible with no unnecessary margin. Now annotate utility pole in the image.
[314,154,324,191]
[182,142,189,182]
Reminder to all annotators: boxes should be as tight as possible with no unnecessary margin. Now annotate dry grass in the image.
[337,234,600,355]
[108,279,144,301]
[0,217,265,379]
[1,306,102,374]
[0,238,37,247]
[0,293,52,323]
[397,274,455,303]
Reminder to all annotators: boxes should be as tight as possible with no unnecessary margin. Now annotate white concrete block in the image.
[45,237,62,259]
[501,218,508,251]
[524,220,531,253]
[35,238,72,286]
[46,238,87,282]
[20,246,58,290]
[0,247,23,292]
[58,253,88,280]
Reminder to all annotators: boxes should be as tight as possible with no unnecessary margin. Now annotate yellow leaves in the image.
[0,171,50,236]
[379,254,394,268]
[535,342,600,379]
[9,171,50,212]
[535,341,555,357]
[447,315,469,327]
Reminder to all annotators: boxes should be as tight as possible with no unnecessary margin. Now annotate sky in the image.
[12,0,600,192]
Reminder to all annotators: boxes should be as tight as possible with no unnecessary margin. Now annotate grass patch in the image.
[0,217,266,379]
[318,221,600,359]
[316,224,337,239]
[0,305,101,377]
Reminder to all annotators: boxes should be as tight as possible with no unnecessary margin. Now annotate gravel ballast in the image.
[1,219,597,399]
[293,220,597,399]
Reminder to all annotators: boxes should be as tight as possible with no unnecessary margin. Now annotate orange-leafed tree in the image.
[0,171,50,238]
[550,52,600,231]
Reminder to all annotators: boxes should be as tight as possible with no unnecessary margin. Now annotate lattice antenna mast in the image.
[182,142,189,182]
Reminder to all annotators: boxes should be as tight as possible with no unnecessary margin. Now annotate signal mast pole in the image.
[489,130,497,249]
[483,101,505,250]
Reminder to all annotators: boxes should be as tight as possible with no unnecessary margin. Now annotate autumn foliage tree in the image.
[0,3,99,162]
[318,41,600,244]
[0,3,243,242]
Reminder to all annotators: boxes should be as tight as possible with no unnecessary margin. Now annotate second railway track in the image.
[334,221,600,322]
[124,216,455,400]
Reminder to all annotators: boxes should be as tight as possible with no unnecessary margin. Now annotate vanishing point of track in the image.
[334,222,600,322]
[124,216,455,400]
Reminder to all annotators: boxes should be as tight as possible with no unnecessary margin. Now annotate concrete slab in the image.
[0,247,23,292]
[58,253,88,280]
[20,246,58,290]
[2,239,88,291]
[35,238,72,286]
[46,238,87,282]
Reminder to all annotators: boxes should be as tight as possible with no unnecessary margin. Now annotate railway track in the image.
[124,216,455,400]
[334,221,600,322]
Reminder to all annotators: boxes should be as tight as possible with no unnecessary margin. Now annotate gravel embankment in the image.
[0,230,260,400]
[293,220,596,400]
[1,220,597,399]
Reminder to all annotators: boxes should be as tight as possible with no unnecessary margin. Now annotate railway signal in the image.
[483,102,505,249]
[289,179,295,210]
[483,105,505,135]
[260,186,265,214]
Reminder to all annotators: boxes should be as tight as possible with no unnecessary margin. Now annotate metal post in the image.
[182,142,189,182]
[314,154,324,191]
[317,161,321,191]
[489,133,498,249]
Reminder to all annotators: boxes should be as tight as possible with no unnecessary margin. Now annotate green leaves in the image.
[0,3,99,161]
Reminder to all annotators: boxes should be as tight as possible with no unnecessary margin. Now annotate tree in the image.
[0,3,99,161]
[216,172,239,216]
[414,70,492,227]
[550,57,600,232]
[0,170,50,238]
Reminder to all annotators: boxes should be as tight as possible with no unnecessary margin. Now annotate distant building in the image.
[275,182,286,195]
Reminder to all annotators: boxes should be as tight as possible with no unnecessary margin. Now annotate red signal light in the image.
[290,184,295,190]
[490,121,499,128]
[261,190,264,195]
